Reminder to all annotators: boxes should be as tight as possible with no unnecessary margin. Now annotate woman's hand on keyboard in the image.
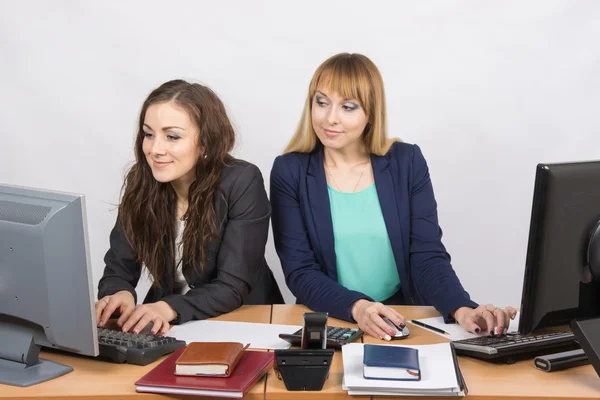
[454,304,518,336]
[351,299,406,341]
[120,301,178,335]
[96,290,135,328]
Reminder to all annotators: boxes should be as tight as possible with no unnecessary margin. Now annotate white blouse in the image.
[173,218,190,294]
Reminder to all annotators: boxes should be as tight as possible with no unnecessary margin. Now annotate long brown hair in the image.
[284,53,399,155]
[119,80,235,287]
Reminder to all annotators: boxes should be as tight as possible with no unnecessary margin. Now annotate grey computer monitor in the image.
[0,184,98,387]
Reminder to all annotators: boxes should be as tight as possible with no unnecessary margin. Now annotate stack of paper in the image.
[342,343,467,396]
[167,320,300,350]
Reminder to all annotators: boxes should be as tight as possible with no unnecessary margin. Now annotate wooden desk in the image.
[265,306,442,400]
[363,306,600,400]
[268,305,600,400]
[3,305,599,399]
[0,305,272,400]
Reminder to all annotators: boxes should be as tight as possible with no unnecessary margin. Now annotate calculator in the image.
[279,326,363,349]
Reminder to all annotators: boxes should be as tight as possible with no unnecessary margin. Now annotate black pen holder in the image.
[274,349,334,391]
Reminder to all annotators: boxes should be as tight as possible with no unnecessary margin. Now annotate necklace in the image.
[176,202,188,221]
[325,161,370,193]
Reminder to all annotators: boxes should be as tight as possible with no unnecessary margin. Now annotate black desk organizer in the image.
[274,348,335,391]
[274,312,334,391]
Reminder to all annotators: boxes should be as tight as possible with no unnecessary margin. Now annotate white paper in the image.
[408,312,520,341]
[342,343,462,395]
[167,320,301,350]
[137,385,243,398]
[347,389,461,396]
[363,365,419,380]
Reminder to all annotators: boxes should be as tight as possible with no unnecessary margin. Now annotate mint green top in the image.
[328,183,401,302]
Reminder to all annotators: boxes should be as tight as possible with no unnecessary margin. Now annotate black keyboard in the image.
[452,331,578,361]
[278,326,363,349]
[97,328,186,365]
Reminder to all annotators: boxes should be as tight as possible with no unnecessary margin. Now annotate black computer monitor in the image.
[0,184,98,387]
[518,161,600,334]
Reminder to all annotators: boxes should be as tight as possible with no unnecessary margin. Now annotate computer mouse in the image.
[382,317,410,339]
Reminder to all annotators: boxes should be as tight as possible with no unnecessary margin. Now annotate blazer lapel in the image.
[306,149,338,280]
[371,154,406,280]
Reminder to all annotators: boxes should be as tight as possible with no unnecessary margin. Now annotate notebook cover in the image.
[363,344,419,369]
[363,344,420,381]
[135,347,273,396]
[175,342,248,376]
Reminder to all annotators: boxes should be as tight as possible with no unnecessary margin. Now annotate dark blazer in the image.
[270,142,477,322]
[98,158,283,324]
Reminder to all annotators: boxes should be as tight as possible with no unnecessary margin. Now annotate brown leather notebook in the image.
[175,342,250,377]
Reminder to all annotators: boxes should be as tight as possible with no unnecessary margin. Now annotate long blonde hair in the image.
[284,53,399,155]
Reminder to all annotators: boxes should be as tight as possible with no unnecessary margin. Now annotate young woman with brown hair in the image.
[96,80,282,335]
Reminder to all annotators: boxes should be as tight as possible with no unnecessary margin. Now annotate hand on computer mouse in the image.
[454,304,517,336]
[351,300,406,341]
[382,317,411,339]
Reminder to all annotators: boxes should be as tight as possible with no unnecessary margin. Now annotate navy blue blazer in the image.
[270,142,478,322]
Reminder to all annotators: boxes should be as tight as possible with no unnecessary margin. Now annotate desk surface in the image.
[0,305,272,400]
[267,305,600,400]
[2,304,599,400]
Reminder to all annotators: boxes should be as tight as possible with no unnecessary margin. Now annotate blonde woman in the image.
[270,53,516,340]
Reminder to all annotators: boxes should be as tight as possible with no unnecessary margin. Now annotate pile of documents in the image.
[342,343,467,396]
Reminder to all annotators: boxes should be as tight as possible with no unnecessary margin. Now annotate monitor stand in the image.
[571,317,600,377]
[0,323,73,387]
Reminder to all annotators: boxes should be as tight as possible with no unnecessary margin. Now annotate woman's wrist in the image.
[351,299,369,321]
[452,306,472,324]
[156,301,178,322]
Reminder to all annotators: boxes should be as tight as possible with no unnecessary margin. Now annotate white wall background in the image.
[1,0,599,310]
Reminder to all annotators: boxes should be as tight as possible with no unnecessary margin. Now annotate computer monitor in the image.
[518,161,600,334]
[0,184,98,387]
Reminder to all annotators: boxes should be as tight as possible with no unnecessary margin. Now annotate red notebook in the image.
[135,347,274,398]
